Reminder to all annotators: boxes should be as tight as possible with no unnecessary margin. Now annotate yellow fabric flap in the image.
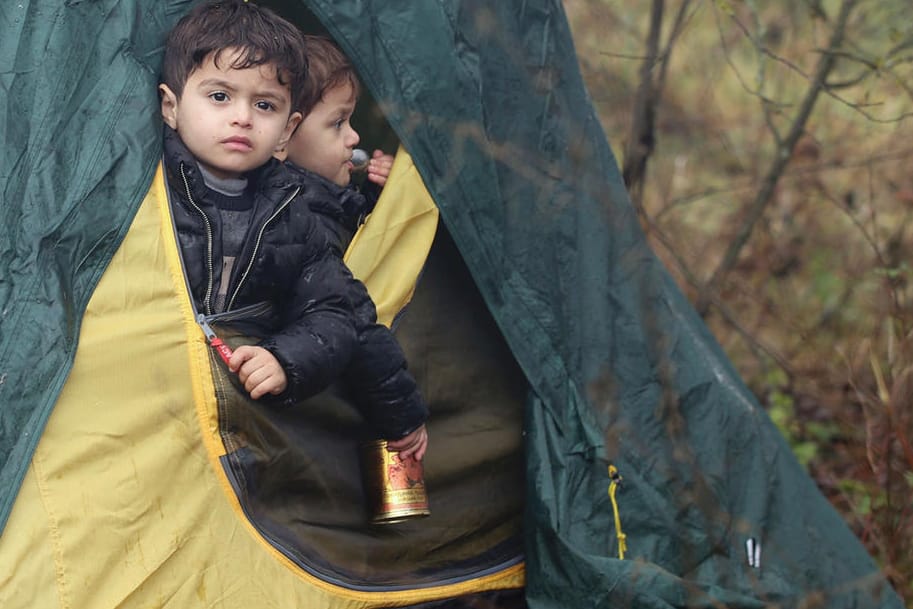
[344,146,439,327]
[0,164,523,609]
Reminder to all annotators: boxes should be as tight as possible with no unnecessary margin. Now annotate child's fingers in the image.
[388,426,428,461]
[367,159,394,187]
[228,345,255,373]
[393,442,417,461]
[248,378,271,400]
[373,158,393,172]
[414,437,428,462]
[412,429,428,461]
[242,364,266,393]
[247,374,285,400]
[367,152,394,175]
[367,173,387,187]
[397,440,425,462]
[386,429,418,451]
[396,446,416,461]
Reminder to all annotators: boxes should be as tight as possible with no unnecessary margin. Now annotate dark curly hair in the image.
[296,35,361,115]
[161,0,307,111]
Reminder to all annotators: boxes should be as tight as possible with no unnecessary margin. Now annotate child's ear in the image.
[159,84,179,129]
[277,111,302,152]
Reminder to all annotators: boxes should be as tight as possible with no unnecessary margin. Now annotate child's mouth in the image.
[222,136,253,151]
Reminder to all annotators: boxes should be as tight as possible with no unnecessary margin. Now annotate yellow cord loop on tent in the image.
[608,465,627,559]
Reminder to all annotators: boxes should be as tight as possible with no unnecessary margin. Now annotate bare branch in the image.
[622,0,665,206]
[696,0,860,315]
[654,0,695,101]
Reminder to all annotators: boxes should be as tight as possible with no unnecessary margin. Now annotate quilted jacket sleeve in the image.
[258,250,358,404]
[342,278,429,440]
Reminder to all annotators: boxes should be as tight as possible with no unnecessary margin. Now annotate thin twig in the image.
[697,0,860,315]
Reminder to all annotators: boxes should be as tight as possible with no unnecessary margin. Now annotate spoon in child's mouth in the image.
[351,148,370,171]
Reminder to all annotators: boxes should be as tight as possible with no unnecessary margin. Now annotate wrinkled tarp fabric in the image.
[309,3,901,607]
[0,0,190,529]
[0,1,902,608]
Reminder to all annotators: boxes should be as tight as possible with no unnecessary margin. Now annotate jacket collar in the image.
[285,162,368,230]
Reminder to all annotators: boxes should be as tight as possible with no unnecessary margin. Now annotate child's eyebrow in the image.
[254,89,289,105]
[196,78,237,91]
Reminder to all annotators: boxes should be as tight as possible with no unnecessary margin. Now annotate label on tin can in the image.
[361,440,430,524]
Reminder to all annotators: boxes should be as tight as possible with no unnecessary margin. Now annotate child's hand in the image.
[386,424,428,462]
[366,150,394,187]
[228,345,288,399]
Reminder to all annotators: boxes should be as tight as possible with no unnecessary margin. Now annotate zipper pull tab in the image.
[197,314,234,366]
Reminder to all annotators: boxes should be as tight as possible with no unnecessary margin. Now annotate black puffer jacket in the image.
[163,127,357,403]
[287,163,429,440]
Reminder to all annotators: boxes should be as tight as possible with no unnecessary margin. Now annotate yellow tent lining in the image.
[153,162,523,603]
[343,146,439,327]
[0,162,521,609]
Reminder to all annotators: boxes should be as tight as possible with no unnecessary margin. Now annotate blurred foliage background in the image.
[564,0,913,605]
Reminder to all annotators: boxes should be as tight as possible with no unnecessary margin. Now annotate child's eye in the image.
[334,119,345,130]
[209,91,229,102]
[256,100,277,112]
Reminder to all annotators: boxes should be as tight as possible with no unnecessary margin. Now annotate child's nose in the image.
[346,126,360,147]
[231,106,253,127]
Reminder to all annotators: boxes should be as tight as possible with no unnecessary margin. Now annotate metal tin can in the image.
[360,439,430,524]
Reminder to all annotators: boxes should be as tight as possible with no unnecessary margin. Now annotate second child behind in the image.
[279,35,429,461]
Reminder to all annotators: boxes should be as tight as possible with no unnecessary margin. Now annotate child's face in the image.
[159,48,301,180]
[285,82,360,187]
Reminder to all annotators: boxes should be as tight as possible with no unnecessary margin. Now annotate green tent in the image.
[0,1,903,607]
